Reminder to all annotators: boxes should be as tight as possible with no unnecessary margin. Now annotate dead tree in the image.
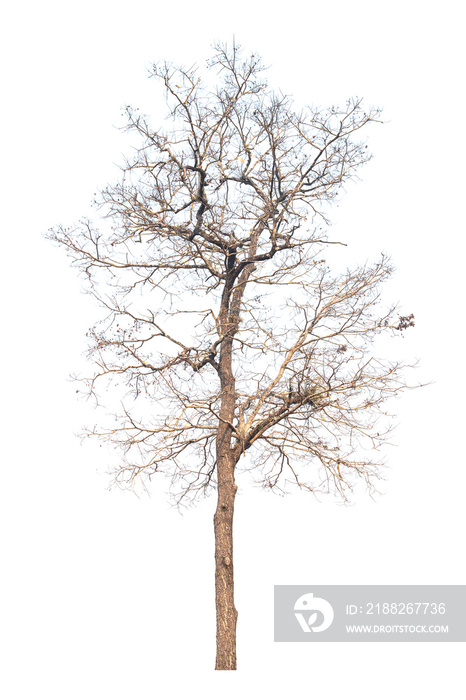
[47,43,415,670]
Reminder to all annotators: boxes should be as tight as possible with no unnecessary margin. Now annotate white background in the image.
[1,1,465,697]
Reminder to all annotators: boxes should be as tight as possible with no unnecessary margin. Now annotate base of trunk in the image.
[214,477,238,670]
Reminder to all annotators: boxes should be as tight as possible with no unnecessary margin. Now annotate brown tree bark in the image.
[214,456,238,670]
[214,283,240,670]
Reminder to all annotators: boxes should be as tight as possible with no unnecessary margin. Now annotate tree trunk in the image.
[214,270,244,670]
[214,454,238,670]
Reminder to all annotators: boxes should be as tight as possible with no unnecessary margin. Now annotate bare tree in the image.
[47,43,415,670]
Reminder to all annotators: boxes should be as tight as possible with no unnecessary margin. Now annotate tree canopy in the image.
[48,43,414,505]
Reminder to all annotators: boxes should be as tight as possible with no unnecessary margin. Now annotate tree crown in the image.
[48,43,415,504]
